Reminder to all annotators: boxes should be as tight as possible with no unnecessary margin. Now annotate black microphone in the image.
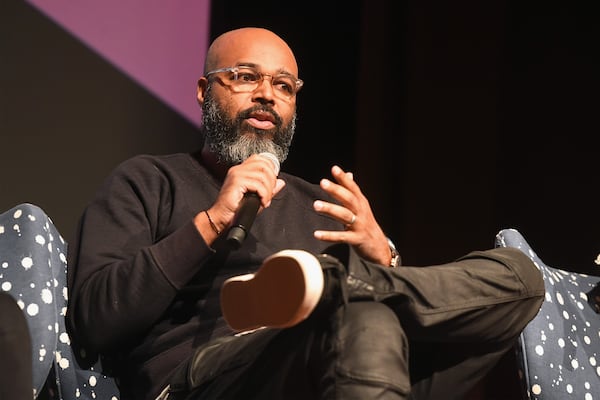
[226,152,280,249]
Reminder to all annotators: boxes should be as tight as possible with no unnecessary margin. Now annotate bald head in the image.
[204,27,299,77]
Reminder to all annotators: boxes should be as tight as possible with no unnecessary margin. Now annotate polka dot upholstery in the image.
[495,228,600,400]
[0,203,120,399]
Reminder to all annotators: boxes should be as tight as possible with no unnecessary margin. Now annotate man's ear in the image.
[196,77,208,105]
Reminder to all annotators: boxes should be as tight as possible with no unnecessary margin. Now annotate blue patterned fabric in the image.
[495,228,600,399]
[0,203,120,400]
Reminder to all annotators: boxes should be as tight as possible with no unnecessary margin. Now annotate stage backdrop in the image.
[25,0,211,126]
[1,0,210,243]
[2,0,598,276]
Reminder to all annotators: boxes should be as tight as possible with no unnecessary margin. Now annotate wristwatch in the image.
[387,238,401,268]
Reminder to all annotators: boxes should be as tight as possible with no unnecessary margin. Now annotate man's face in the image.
[201,84,297,165]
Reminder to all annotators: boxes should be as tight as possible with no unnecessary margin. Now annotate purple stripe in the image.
[26,0,211,126]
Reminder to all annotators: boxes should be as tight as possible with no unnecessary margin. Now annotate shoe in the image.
[220,250,324,332]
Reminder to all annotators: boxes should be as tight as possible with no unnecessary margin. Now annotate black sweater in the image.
[67,152,343,400]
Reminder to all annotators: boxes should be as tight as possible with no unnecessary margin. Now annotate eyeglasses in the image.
[205,65,304,100]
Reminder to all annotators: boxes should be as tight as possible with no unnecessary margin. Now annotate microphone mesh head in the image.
[258,152,281,175]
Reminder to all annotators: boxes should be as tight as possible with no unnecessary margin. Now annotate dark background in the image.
[2,0,598,273]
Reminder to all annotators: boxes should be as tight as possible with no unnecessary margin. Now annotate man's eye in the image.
[236,72,259,82]
[274,78,294,94]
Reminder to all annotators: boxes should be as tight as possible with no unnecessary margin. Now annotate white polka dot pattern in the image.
[1,204,120,399]
[496,228,600,399]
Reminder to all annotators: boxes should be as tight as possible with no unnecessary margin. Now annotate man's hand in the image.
[195,154,285,243]
[313,165,392,266]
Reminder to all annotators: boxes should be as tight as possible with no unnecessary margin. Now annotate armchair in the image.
[0,203,120,399]
[495,228,600,399]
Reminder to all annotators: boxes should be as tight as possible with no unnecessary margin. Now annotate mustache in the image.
[237,105,283,127]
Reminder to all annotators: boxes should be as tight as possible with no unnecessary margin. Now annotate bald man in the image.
[67,27,544,400]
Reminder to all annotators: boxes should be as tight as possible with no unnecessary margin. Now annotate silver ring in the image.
[348,214,356,226]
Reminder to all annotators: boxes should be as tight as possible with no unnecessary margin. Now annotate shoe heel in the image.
[220,250,324,332]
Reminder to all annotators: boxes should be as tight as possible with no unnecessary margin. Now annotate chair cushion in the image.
[495,228,600,399]
[1,203,60,396]
[1,203,120,400]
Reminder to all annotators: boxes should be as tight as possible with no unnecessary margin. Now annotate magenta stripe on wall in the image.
[25,0,212,126]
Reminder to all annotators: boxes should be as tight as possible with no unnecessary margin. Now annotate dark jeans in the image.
[171,245,544,400]
[0,291,33,400]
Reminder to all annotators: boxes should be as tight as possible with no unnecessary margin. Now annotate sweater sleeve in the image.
[67,156,214,353]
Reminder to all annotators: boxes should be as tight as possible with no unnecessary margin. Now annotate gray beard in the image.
[201,85,297,166]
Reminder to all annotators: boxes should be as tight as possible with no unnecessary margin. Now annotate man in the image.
[67,27,544,399]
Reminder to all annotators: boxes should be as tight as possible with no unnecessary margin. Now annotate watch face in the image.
[387,238,400,268]
[390,251,400,268]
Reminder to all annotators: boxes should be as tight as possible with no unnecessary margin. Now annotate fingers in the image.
[313,200,356,227]
[231,154,280,207]
[313,165,392,265]
[316,165,364,223]
[215,155,281,225]
[313,165,364,244]
[321,165,360,205]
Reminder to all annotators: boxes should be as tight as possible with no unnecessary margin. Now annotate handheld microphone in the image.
[226,152,280,249]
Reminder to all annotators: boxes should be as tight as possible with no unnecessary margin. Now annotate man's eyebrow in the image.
[236,62,296,77]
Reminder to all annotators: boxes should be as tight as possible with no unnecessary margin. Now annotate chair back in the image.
[495,228,600,400]
[1,203,120,399]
